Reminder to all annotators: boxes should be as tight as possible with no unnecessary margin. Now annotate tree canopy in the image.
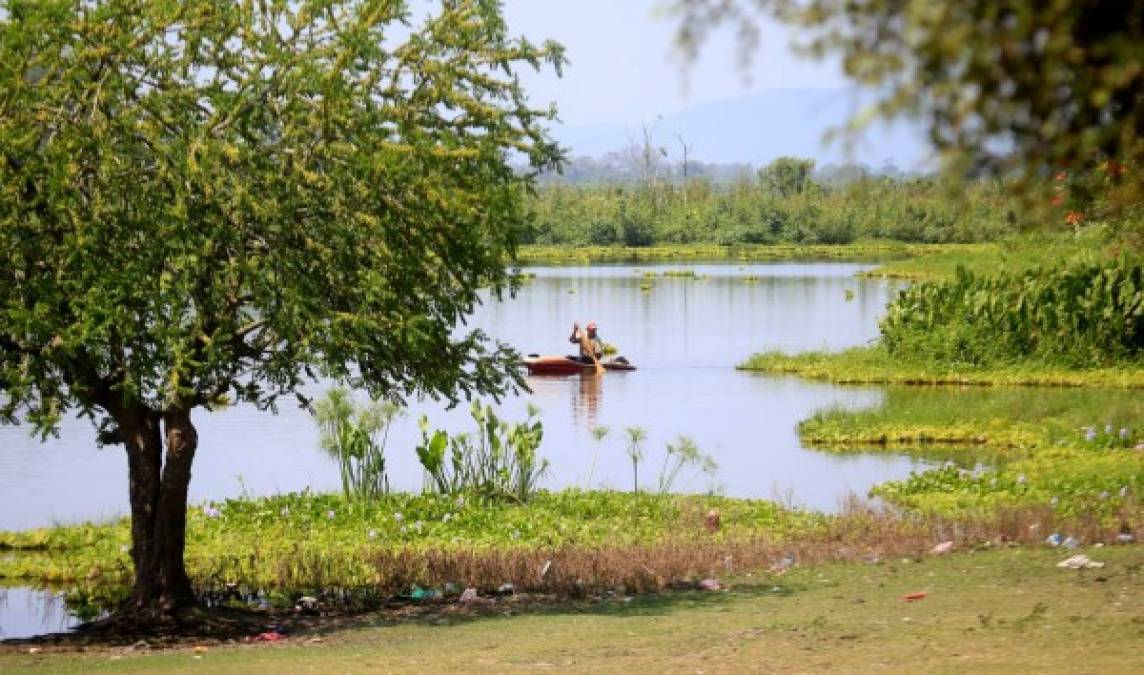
[673,0,1144,217]
[0,0,563,615]
[757,156,816,198]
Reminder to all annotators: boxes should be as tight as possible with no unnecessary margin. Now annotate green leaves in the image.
[880,258,1144,367]
[415,402,549,503]
[314,388,400,502]
[0,0,564,433]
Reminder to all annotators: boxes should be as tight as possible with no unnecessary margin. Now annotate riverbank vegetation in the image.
[0,492,805,592]
[2,491,1135,609]
[525,161,1017,247]
[742,348,1144,387]
[743,250,1144,384]
[516,240,988,265]
[796,387,1143,518]
[801,387,1142,450]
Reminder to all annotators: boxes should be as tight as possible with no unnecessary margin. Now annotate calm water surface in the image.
[2,261,950,638]
[0,587,85,640]
[0,262,928,535]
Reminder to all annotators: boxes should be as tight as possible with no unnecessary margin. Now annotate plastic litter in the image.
[1116,532,1136,544]
[930,541,954,555]
[245,631,282,643]
[1061,536,1080,549]
[459,588,479,603]
[698,578,722,591]
[1045,533,1063,547]
[410,586,441,601]
[904,591,927,602]
[496,583,515,597]
[770,554,796,573]
[1057,555,1105,570]
[294,596,319,613]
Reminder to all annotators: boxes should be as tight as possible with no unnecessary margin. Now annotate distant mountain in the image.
[549,88,935,171]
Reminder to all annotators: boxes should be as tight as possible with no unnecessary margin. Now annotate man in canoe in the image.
[570,321,604,364]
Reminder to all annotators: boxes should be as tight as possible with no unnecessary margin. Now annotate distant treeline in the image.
[526,157,1016,246]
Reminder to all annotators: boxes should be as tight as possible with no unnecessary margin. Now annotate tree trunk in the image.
[119,404,199,617]
[156,407,197,607]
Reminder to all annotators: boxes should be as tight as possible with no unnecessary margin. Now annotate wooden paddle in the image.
[579,330,604,375]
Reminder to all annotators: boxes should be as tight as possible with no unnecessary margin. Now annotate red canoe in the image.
[522,355,637,375]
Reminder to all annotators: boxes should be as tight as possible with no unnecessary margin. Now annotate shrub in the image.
[880,258,1144,366]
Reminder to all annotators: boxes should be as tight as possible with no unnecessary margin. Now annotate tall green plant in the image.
[625,427,648,494]
[657,435,718,493]
[416,403,549,503]
[314,389,399,503]
[586,425,610,487]
[880,258,1143,366]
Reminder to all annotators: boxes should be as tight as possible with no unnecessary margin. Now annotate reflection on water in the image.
[571,373,603,429]
[0,586,83,640]
[1,262,928,532]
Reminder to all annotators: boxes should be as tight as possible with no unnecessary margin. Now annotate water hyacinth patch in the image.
[1080,425,1139,449]
[0,491,818,591]
[872,447,1144,518]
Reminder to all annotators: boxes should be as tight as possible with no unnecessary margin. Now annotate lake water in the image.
[0,261,936,539]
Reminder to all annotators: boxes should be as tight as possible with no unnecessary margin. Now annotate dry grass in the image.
[370,501,1138,597]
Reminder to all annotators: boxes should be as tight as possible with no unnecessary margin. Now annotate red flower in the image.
[1050,194,1064,206]
[1065,211,1084,225]
[1055,171,1067,182]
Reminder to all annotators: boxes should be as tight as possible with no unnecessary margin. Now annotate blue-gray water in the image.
[1,261,939,638]
[0,262,924,535]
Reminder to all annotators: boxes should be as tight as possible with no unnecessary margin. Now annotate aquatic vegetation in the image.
[585,425,610,487]
[314,389,400,502]
[798,387,1142,449]
[415,403,548,503]
[0,491,819,591]
[873,448,1143,518]
[656,436,718,493]
[740,347,1144,388]
[662,269,698,278]
[517,242,979,265]
[624,427,648,494]
[791,385,1144,516]
[858,230,1109,280]
[880,258,1143,367]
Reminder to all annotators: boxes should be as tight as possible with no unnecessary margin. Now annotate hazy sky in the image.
[499,1,846,126]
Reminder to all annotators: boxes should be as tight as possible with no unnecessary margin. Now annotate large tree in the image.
[0,0,562,618]
[673,0,1144,219]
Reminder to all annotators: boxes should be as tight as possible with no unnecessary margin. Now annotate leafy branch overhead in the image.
[672,0,1144,210]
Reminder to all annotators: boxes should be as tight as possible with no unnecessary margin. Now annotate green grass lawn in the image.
[4,546,1140,673]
